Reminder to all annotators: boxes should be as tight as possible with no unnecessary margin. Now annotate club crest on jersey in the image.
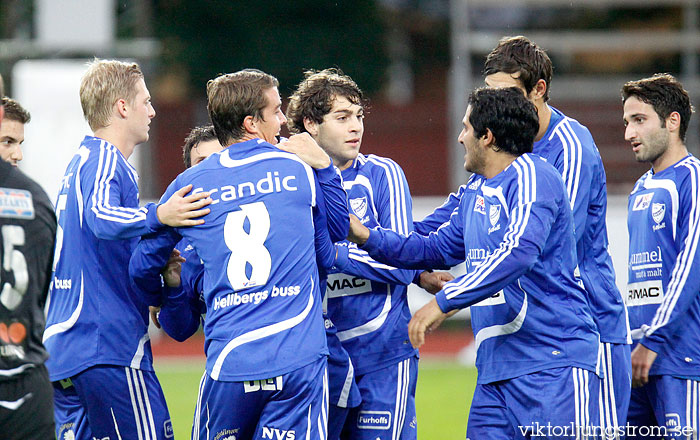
[488,204,501,234]
[474,195,486,215]
[651,202,666,230]
[0,188,34,220]
[633,193,653,211]
[350,197,368,219]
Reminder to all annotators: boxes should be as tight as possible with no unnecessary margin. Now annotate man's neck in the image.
[93,127,135,159]
[651,140,688,173]
[483,152,519,179]
[534,102,552,142]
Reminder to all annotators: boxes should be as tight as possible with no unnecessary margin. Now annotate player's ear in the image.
[116,98,128,118]
[303,117,318,137]
[243,115,257,135]
[530,79,547,101]
[666,111,681,134]
[482,128,495,147]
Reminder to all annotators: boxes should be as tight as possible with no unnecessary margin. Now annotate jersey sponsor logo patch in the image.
[0,188,34,220]
[350,196,368,219]
[262,427,295,440]
[632,193,653,211]
[472,290,505,307]
[474,195,485,215]
[357,410,391,430]
[326,273,372,298]
[626,280,663,306]
[244,376,283,393]
[651,202,666,230]
[164,420,174,438]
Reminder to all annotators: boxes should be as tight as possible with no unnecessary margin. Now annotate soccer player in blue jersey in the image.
[132,69,348,440]
[348,87,603,439]
[622,74,700,439]
[43,59,213,440]
[287,68,420,440]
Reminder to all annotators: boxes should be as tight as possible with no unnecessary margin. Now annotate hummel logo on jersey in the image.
[633,193,653,211]
[468,178,482,190]
[652,203,666,230]
[488,204,501,234]
[474,195,486,215]
[350,197,368,219]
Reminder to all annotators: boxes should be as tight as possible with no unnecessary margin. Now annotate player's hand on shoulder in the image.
[418,271,454,294]
[157,184,212,227]
[277,133,332,169]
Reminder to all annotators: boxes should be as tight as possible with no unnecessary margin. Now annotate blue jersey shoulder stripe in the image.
[552,118,583,209]
[649,157,700,332]
[348,247,399,270]
[444,156,536,299]
[91,141,147,223]
[366,155,410,235]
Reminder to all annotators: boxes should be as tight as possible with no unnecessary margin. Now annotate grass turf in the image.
[155,357,477,439]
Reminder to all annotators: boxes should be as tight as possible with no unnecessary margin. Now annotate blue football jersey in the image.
[131,139,340,381]
[413,108,629,345]
[627,155,700,377]
[363,154,601,384]
[44,136,164,381]
[326,154,418,376]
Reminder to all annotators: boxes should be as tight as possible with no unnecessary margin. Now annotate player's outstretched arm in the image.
[408,298,449,348]
[278,133,332,169]
[157,184,212,227]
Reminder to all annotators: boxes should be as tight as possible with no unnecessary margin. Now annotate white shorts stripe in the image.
[125,367,145,440]
[573,368,581,439]
[137,370,158,440]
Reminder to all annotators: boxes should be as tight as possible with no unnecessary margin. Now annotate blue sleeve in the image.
[413,185,465,235]
[313,201,337,276]
[158,244,205,342]
[434,198,558,313]
[337,159,418,285]
[84,150,162,239]
[362,201,466,271]
[642,172,700,350]
[129,227,182,295]
[315,163,349,243]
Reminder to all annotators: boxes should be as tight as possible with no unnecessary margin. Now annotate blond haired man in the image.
[44,59,211,440]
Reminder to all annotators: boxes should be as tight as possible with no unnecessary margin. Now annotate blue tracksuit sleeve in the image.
[413,185,465,235]
[642,174,700,351]
[315,163,349,243]
[435,198,559,313]
[337,158,417,285]
[129,226,181,294]
[84,146,162,239]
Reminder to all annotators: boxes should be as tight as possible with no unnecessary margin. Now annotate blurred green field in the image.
[155,358,476,439]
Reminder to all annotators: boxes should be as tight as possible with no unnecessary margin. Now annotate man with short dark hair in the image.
[348,87,602,439]
[622,73,700,439]
[0,97,31,166]
[0,77,57,439]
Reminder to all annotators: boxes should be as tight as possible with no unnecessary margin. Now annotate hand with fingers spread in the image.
[631,343,657,388]
[157,184,212,227]
[408,298,448,348]
[418,271,455,294]
[277,133,332,169]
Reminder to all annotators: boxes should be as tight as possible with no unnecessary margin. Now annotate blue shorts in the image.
[53,365,172,440]
[467,367,601,440]
[599,342,632,438]
[341,356,418,440]
[193,357,328,440]
[627,375,700,439]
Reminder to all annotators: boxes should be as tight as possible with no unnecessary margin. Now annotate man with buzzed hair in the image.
[44,59,211,440]
[0,77,57,438]
[0,97,31,166]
